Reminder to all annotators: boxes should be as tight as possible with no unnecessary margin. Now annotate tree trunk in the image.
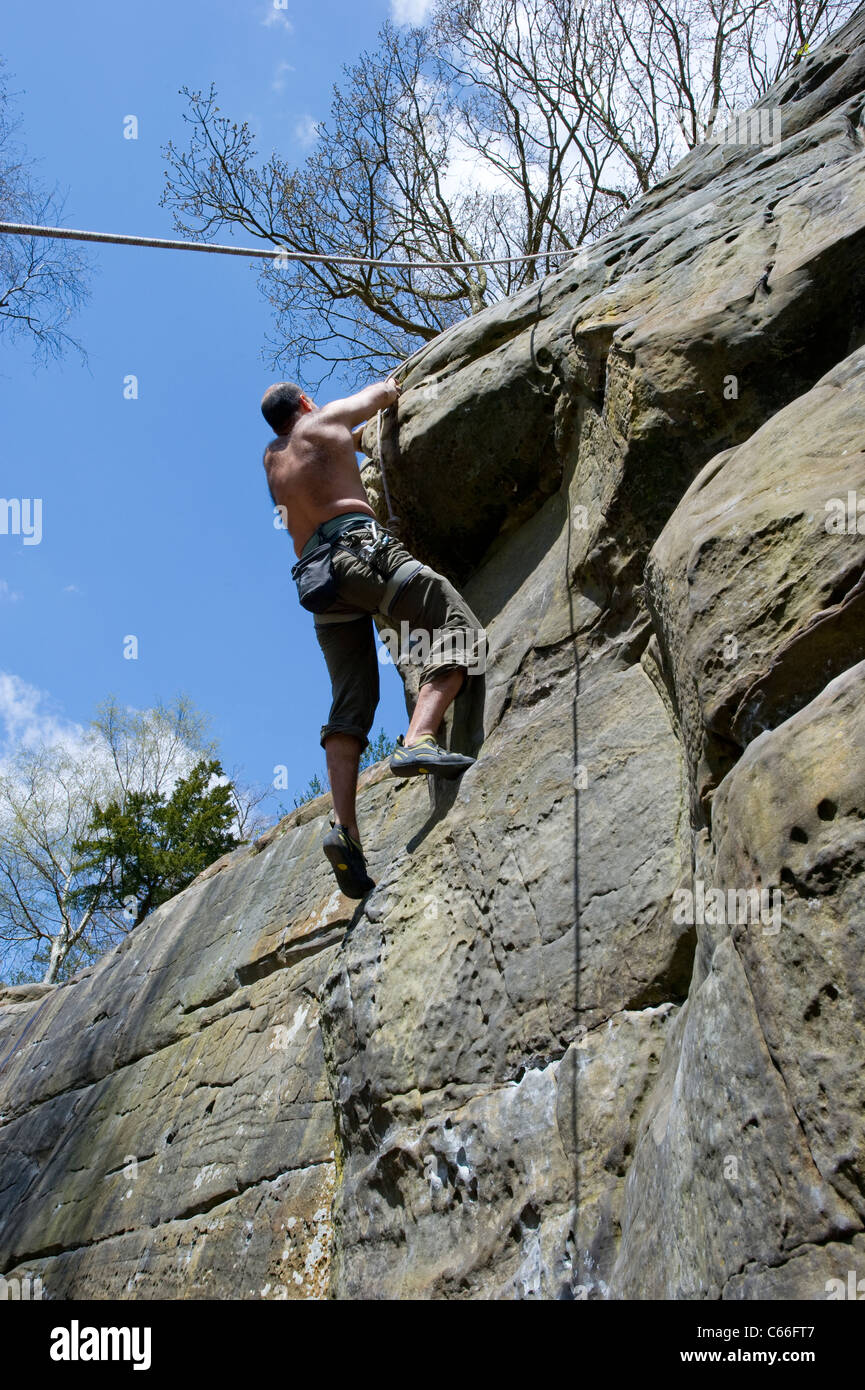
[43,933,67,985]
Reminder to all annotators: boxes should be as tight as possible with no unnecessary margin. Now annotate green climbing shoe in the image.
[389,734,476,781]
[323,824,375,899]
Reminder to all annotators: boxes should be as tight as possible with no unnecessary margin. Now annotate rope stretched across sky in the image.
[0,219,576,272]
[0,217,570,536]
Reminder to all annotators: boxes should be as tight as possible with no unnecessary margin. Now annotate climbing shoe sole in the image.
[322,827,375,899]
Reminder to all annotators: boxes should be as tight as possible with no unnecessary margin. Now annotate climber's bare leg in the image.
[390,667,475,780]
[324,733,362,842]
[406,668,466,743]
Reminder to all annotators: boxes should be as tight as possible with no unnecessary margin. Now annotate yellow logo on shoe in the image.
[337,861,348,870]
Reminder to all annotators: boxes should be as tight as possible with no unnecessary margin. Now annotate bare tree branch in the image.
[160,0,857,387]
[0,61,90,363]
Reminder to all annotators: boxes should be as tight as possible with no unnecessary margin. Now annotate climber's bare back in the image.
[264,415,375,557]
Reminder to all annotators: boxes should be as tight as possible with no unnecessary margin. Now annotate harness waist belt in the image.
[314,610,369,626]
[301,511,375,558]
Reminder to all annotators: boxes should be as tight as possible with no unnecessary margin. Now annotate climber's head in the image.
[261,382,314,435]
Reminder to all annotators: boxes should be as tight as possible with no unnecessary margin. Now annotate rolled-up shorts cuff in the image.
[418,661,471,695]
[320,722,370,751]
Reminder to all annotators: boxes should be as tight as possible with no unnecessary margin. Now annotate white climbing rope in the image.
[373,339,437,532]
[376,409,396,530]
[0,220,576,273]
[1,220,565,536]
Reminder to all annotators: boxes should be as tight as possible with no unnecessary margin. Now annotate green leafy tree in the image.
[286,729,398,813]
[74,758,240,929]
[0,696,266,984]
[291,772,326,811]
[360,728,397,770]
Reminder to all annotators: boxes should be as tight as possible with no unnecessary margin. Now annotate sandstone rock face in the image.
[2,10,865,1300]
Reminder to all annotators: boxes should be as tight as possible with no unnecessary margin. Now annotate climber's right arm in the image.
[318,378,400,430]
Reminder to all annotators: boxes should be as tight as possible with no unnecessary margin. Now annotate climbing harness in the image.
[292,514,408,613]
[334,520,418,603]
[291,516,375,612]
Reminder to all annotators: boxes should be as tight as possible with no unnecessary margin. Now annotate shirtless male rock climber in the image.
[262,377,485,899]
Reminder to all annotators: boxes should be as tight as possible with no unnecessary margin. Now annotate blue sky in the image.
[1,0,434,816]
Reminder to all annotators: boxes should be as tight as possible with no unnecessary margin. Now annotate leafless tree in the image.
[0,63,89,363]
[224,766,272,842]
[0,739,124,985]
[161,0,856,387]
[597,0,847,155]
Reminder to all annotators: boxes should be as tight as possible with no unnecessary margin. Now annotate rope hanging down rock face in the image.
[376,409,397,531]
[373,338,435,533]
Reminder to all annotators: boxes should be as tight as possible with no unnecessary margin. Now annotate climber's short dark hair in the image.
[261,381,304,433]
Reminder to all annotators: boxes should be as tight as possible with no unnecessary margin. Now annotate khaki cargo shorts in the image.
[312,524,486,751]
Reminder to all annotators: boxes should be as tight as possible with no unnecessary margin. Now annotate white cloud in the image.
[0,580,21,603]
[0,672,83,755]
[272,60,295,94]
[0,675,203,807]
[293,114,320,150]
[390,0,435,23]
[262,2,294,30]
[441,135,515,199]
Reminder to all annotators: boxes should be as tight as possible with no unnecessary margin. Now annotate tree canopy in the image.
[73,758,240,931]
[161,0,855,387]
[0,697,267,985]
